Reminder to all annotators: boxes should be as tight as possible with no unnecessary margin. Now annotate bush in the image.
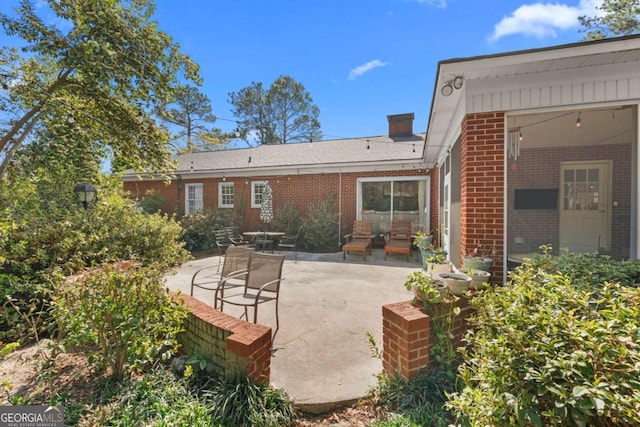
[180,208,233,252]
[371,368,456,427]
[273,203,303,237]
[52,263,187,380]
[204,375,297,426]
[303,197,339,252]
[447,254,640,426]
[86,363,212,426]
[0,175,190,343]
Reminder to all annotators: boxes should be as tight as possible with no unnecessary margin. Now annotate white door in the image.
[559,161,611,253]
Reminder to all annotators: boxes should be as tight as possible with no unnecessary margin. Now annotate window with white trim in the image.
[251,181,267,208]
[218,182,234,208]
[185,183,203,214]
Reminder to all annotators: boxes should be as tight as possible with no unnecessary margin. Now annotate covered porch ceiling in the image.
[424,35,640,164]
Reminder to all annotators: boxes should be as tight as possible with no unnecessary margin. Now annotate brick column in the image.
[382,301,430,380]
[461,112,505,282]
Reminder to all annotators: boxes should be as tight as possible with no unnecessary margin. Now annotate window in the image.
[219,182,234,208]
[251,181,267,208]
[185,183,203,214]
[358,177,428,233]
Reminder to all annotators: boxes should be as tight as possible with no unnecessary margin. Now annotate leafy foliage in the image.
[0,0,199,177]
[179,208,234,253]
[302,196,339,251]
[447,252,640,426]
[86,363,212,426]
[228,75,322,145]
[0,173,189,343]
[204,375,297,426]
[52,263,187,380]
[272,202,304,237]
[579,0,640,40]
[371,368,457,427]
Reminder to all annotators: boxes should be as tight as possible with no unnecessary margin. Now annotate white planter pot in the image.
[438,272,471,295]
[468,270,491,290]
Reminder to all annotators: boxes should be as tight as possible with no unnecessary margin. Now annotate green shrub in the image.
[273,203,303,237]
[52,263,187,380]
[135,189,165,214]
[303,197,339,251]
[371,368,456,427]
[204,376,297,426]
[447,255,640,426]
[0,175,189,343]
[180,208,233,252]
[86,364,213,426]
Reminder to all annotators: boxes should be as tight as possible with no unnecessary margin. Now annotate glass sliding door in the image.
[358,177,427,234]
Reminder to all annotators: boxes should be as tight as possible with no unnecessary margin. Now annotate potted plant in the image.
[464,267,491,290]
[438,272,472,296]
[463,244,495,272]
[404,271,448,304]
[413,231,449,273]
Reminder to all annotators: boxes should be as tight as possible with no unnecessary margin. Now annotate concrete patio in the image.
[163,247,421,413]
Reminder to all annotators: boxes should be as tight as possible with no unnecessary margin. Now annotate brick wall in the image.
[461,112,505,282]
[382,298,473,380]
[507,143,631,259]
[123,169,431,237]
[175,293,272,384]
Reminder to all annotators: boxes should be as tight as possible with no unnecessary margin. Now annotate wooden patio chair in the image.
[384,219,413,261]
[190,246,254,296]
[215,252,285,338]
[342,220,373,260]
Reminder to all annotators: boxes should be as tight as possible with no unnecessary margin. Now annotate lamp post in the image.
[74,183,97,209]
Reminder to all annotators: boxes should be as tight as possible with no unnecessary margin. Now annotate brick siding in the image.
[123,169,433,238]
[174,293,272,384]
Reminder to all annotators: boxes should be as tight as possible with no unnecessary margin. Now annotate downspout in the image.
[338,172,343,247]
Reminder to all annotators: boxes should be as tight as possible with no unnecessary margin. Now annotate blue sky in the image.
[3,0,604,143]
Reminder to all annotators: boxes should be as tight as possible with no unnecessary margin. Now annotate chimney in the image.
[387,113,414,138]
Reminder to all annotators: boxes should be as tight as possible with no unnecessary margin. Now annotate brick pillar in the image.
[382,301,430,380]
[461,112,505,282]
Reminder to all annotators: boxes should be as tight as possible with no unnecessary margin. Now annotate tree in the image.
[156,85,231,153]
[228,75,322,145]
[0,0,200,177]
[579,0,640,40]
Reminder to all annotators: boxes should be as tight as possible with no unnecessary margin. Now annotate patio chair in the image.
[342,220,373,260]
[254,232,274,253]
[224,226,250,246]
[214,229,233,253]
[277,225,304,260]
[384,219,413,261]
[190,246,254,296]
[215,252,285,338]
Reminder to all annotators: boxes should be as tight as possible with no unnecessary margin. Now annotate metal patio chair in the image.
[190,246,254,296]
[215,252,285,338]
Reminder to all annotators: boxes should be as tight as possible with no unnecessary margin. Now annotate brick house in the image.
[123,113,434,246]
[425,34,640,283]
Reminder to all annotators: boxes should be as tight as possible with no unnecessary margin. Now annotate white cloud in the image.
[348,60,388,80]
[489,0,603,41]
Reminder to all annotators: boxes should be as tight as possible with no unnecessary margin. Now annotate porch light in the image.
[576,112,581,128]
[441,76,464,97]
[74,183,96,210]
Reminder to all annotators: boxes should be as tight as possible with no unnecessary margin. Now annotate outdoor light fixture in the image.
[67,113,75,124]
[74,183,96,210]
[576,112,581,128]
[441,75,464,96]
